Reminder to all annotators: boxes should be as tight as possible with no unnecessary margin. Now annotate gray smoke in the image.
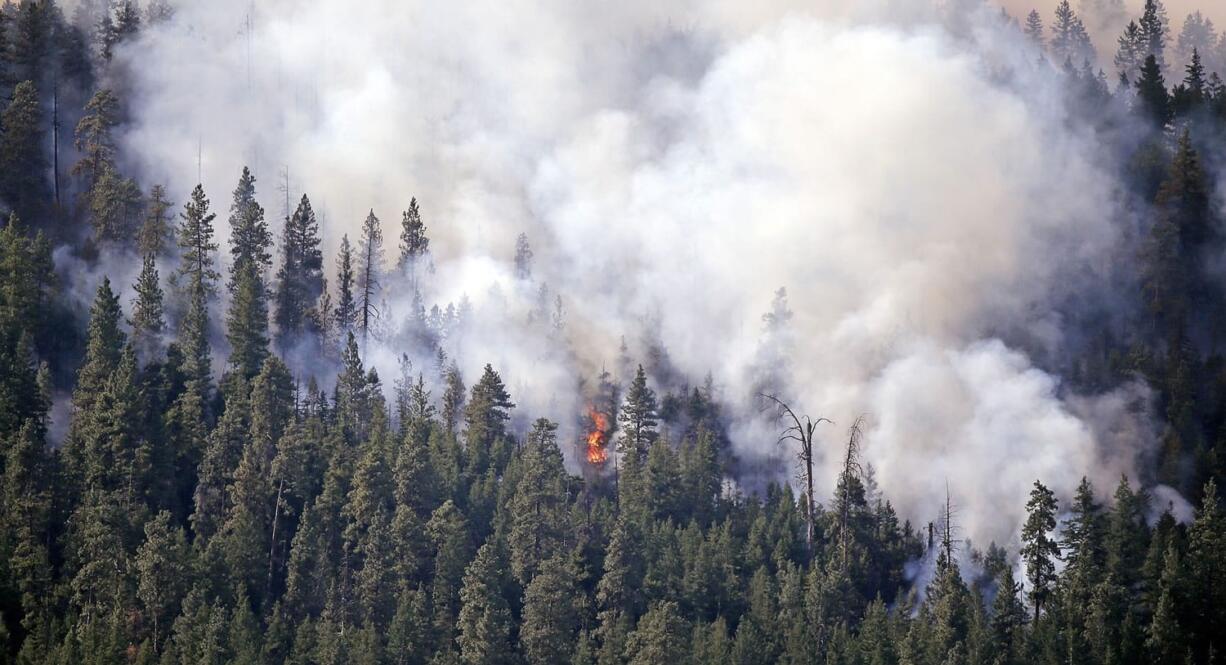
[111,0,1159,548]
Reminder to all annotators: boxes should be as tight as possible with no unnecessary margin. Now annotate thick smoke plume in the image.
[112,0,1156,548]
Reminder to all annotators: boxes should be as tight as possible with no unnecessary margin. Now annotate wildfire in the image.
[586,407,610,465]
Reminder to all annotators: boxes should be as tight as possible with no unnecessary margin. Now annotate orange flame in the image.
[586,407,609,465]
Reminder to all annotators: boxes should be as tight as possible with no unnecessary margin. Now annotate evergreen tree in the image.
[1135,54,1171,127]
[520,554,580,665]
[463,364,514,475]
[1175,11,1217,71]
[1025,10,1044,46]
[2,419,53,645]
[138,185,174,257]
[177,183,222,297]
[225,259,270,381]
[135,510,190,652]
[1185,480,1225,659]
[1139,0,1170,71]
[72,89,120,194]
[275,194,325,353]
[357,209,383,343]
[457,542,514,665]
[1171,48,1208,117]
[1021,480,1060,621]
[618,365,658,463]
[71,277,126,421]
[441,362,465,436]
[989,565,1026,665]
[1144,542,1184,664]
[333,233,356,339]
[227,166,272,288]
[1116,20,1146,83]
[1051,1,1095,65]
[623,601,688,665]
[0,80,47,218]
[514,232,532,281]
[398,197,429,285]
[130,253,166,361]
[508,418,568,586]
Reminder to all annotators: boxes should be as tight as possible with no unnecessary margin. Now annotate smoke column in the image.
[113,0,1157,548]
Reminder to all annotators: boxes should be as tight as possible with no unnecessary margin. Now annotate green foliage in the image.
[0,81,46,218]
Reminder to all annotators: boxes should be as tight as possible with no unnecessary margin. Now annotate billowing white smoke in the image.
[115,0,1156,548]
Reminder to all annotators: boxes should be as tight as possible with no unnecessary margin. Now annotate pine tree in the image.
[357,209,383,343]
[514,232,532,280]
[191,378,250,545]
[624,601,688,665]
[71,277,126,420]
[463,364,514,475]
[386,586,430,665]
[12,0,51,86]
[228,166,272,288]
[1176,11,1218,71]
[135,510,190,652]
[130,253,166,361]
[1144,541,1184,664]
[508,418,568,586]
[177,183,222,296]
[333,233,357,339]
[1025,10,1044,46]
[1021,480,1060,621]
[427,499,472,636]
[1116,20,1146,83]
[1063,476,1104,584]
[2,419,53,644]
[138,185,174,257]
[225,259,270,381]
[989,565,1026,665]
[617,365,658,463]
[441,362,465,436]
[520,554,579,665]
[0,80,47,218]
[72,89,120,193]
[1135,54,1170,127]
[180,271,214,390]
[457,541,514,665]
[1185,480,1225,659]
[1139,0,1170,71]
[87,162,143,245]
[275,194,325,353]
[1051,1,1095,65]
[1173,47,1208,113]
[1143,130,1209,344]
[398,197,429,285]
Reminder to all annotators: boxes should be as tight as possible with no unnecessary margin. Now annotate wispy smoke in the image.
[113,0,1157,548]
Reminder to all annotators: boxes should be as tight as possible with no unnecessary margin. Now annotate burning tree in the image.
[760,393,831,553]
[585,407,610,465]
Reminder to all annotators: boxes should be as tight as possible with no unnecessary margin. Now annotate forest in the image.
[0,0,1225,664]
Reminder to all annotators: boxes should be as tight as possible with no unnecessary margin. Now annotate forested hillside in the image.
[0,0,1225,664]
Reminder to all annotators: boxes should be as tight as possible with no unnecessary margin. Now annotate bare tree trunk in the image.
[266,477,285,599]
[759,393,830,559]
[52,75,60,208]
[804,449,815,549]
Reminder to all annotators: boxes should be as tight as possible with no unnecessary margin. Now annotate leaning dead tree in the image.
[760,393,831,552]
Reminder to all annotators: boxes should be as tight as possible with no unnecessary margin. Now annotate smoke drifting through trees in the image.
[95,0,1166,547]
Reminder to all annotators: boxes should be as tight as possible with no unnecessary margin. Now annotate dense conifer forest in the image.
[0,0,1225,664]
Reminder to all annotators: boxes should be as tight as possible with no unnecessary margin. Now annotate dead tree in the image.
[938,482,959,565]
[835,416,866,572]
[760,393,831,553]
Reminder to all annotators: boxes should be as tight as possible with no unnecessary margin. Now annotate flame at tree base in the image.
[586,407,609,465]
